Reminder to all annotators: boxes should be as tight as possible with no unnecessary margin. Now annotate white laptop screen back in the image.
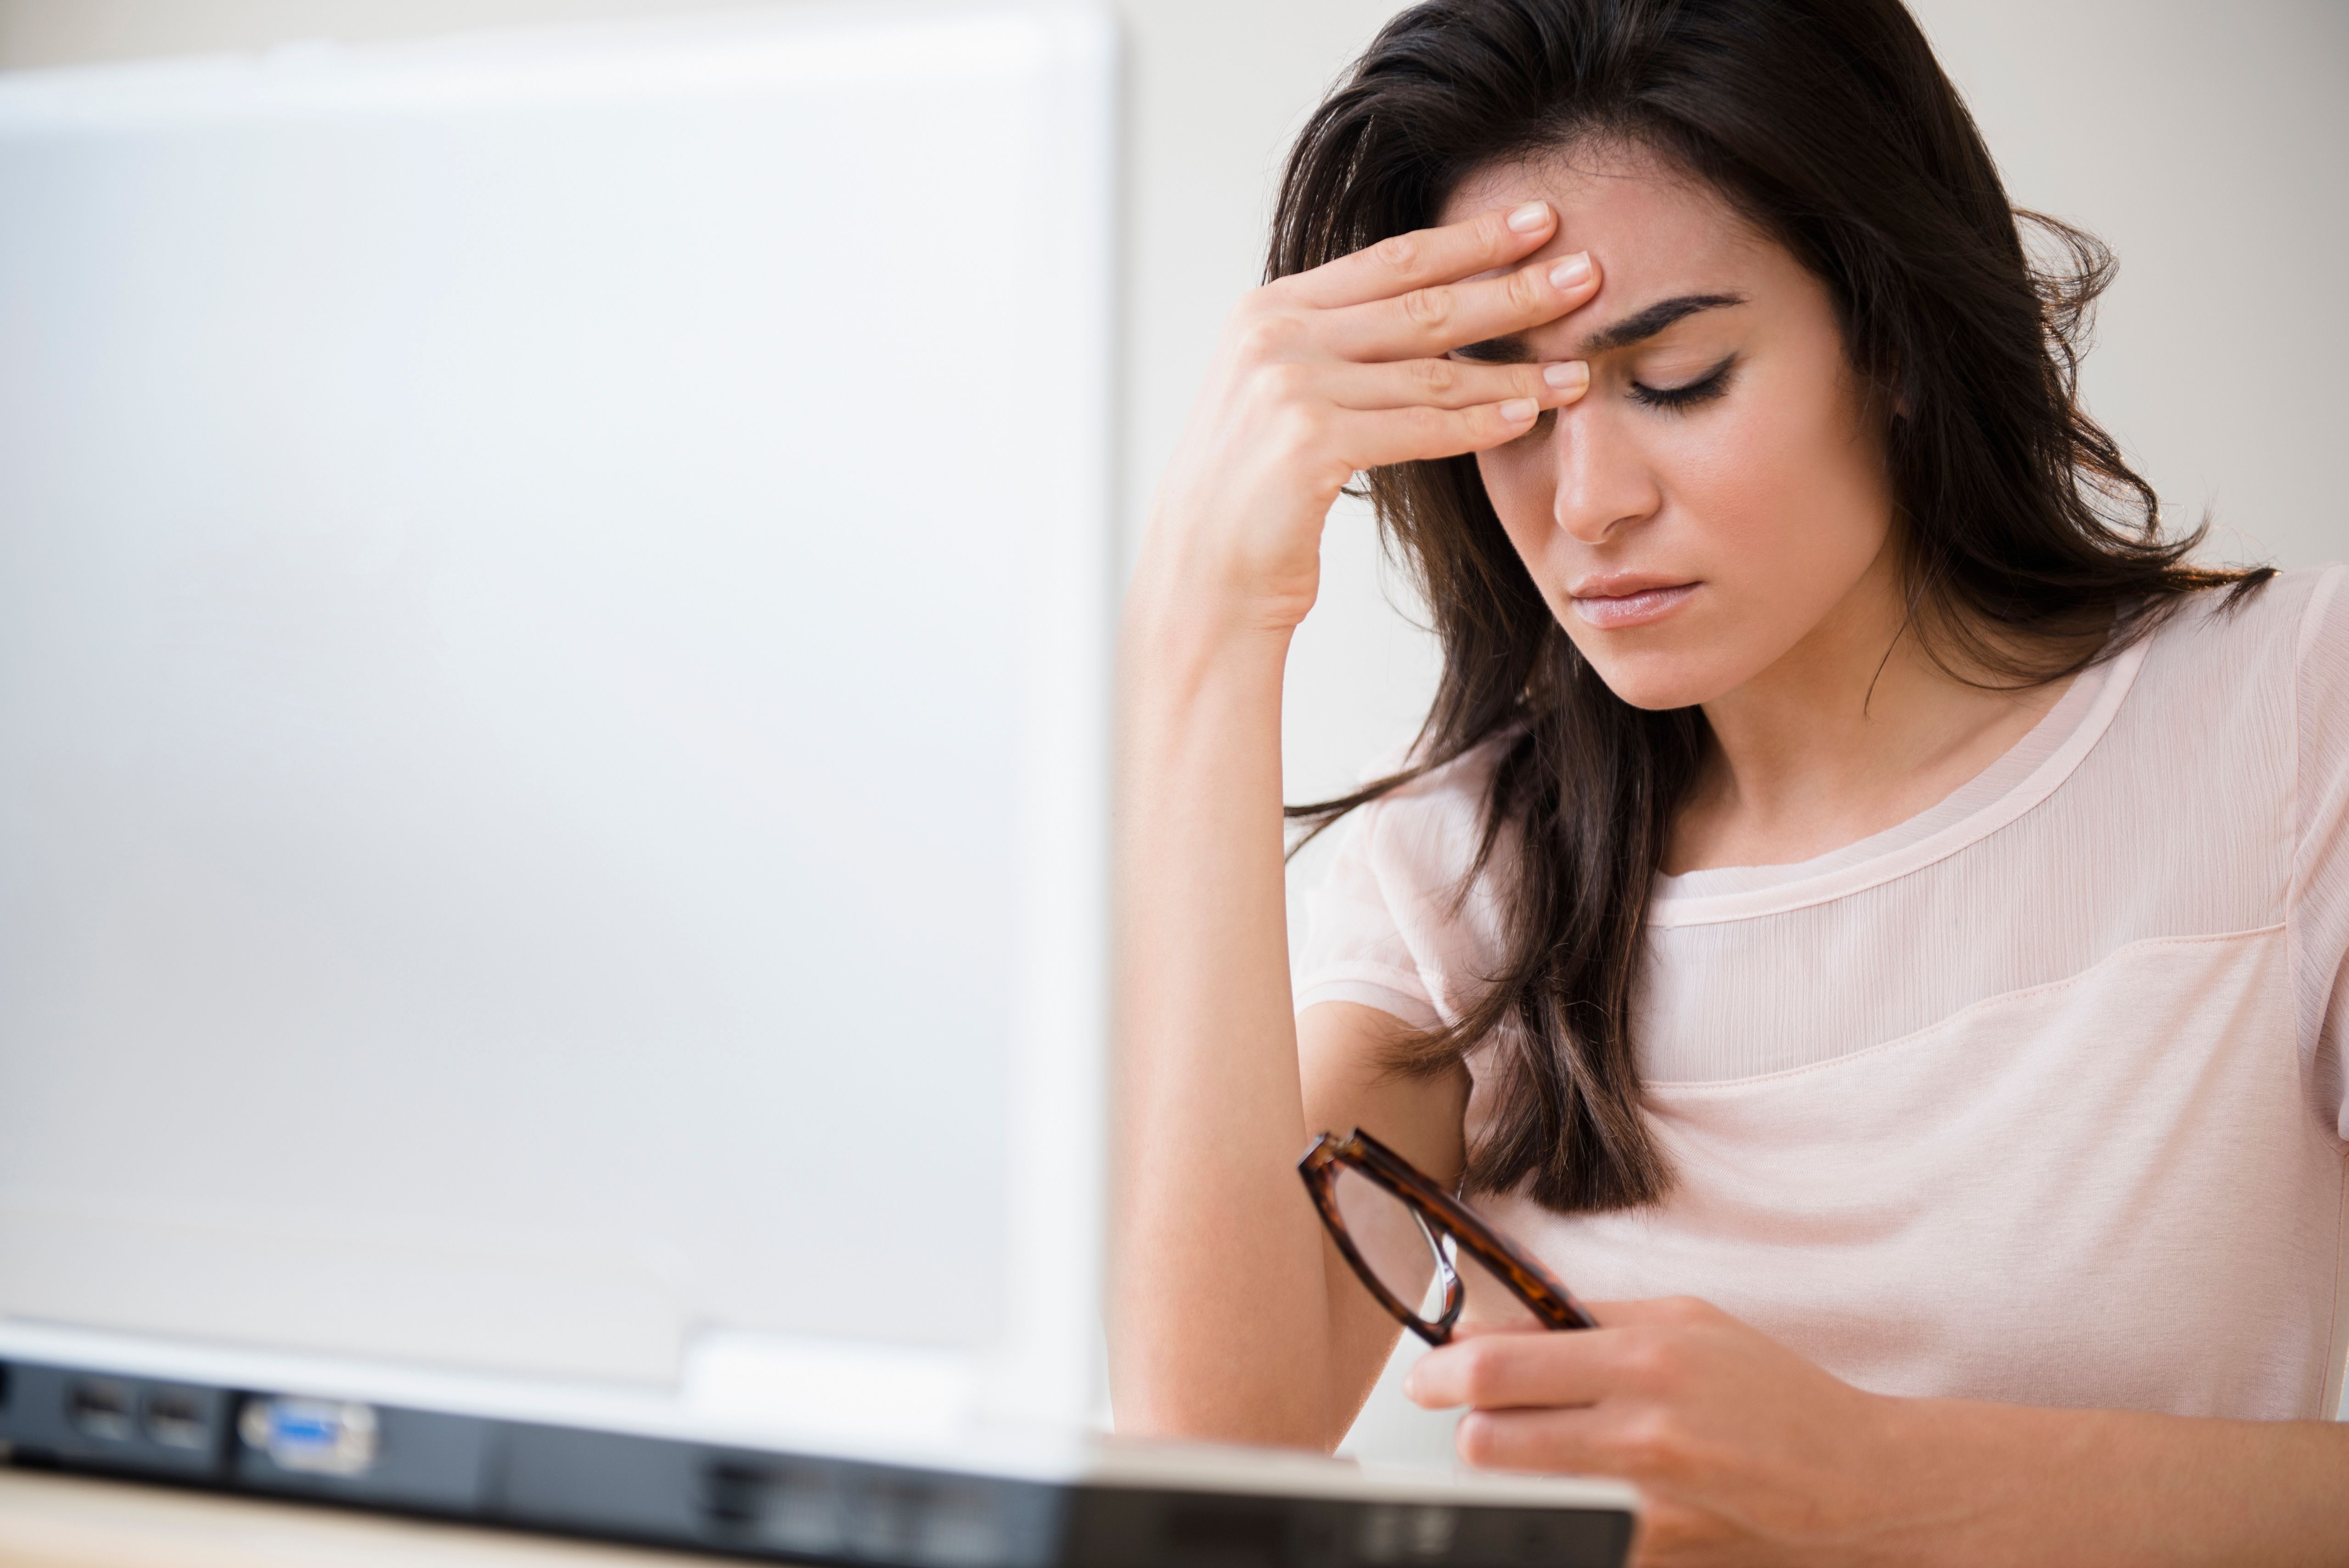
[0,4,1114,1441]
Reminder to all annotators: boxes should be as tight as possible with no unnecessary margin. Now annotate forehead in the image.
[1440,146,1781,342]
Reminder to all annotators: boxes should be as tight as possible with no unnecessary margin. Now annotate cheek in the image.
[1631,386,1892,701]
[1666,374,1888,585]
[1470,442,1557,566]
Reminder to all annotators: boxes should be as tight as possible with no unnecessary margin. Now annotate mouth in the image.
[1567,576,1699,630]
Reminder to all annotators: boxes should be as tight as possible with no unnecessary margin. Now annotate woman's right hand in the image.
[1112,203,1599,1453]
[1135,199,1602,638]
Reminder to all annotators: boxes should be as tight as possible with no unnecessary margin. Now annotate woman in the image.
[1112,0,2349,1561]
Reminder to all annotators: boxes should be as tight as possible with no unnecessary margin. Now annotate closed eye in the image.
[1629,353,1738,412]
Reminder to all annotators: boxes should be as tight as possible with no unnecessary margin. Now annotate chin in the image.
[1573,646,1741,713]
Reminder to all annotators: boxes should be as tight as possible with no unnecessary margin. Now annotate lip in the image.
[1568,574,1699,630]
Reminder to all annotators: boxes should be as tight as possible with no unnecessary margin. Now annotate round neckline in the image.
[1649,635,2152,927]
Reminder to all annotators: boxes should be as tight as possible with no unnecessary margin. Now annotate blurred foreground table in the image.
[0,1468,717,1568]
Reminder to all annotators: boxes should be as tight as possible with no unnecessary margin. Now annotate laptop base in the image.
[0,1356,1636,1568]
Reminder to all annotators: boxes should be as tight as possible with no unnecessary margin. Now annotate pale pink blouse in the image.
[1294,566,2349,1420]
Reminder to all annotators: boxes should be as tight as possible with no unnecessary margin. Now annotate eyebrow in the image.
[1455,292,1748,363]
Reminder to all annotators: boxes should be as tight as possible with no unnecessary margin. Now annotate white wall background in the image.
[6,0,2343,1466]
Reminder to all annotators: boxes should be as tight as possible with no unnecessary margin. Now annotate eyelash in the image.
[1628,354,1738,412]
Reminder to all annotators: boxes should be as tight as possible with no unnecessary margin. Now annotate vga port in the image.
[238,1395,379,1476]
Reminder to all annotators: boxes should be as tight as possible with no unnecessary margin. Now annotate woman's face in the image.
[1439,148,1897,712]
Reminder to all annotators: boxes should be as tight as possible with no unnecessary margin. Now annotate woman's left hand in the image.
[1405,1297,1933,1568]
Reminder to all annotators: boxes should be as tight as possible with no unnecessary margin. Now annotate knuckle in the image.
[1370,231,1423,277]
[1229,287,1278,332]
[1453,1346,1503,1404]
[1466,403,1515,443]
[1412,358,1460,397]
[1271,405,1329,458]
[1621,1334,1680,1391]
[1618,1409,1686,1474]
[1234,309,1305,364]
[1405,404,1453,444]
[1454,1411,1501,1466]
[1506,264,1546,313]
[1259,361,1314,405]
[1399,284,1453,331]
[1458,1338,1528,1405]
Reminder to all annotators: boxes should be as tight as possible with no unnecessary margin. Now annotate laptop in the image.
[0,5,1637,1562]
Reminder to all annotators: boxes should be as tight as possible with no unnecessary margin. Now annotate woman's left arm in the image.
[1406,1297,2349,1568]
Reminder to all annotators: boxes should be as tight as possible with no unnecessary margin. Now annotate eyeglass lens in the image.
[1328,1164,1548,1333]
[1330,1164,1448,1322]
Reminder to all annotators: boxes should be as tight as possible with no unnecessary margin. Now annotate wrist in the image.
[1856,1397,2134,1568]
[1120,570,1300,685]
[1127,489,1326,640]
[1116,584,1294,801]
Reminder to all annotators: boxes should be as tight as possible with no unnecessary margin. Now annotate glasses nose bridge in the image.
[1427,1225,1466,1339]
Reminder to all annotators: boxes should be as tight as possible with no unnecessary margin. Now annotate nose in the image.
[1547,399,1661,545]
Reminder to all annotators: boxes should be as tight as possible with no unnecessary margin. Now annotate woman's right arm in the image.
[1108,200,1599,1450]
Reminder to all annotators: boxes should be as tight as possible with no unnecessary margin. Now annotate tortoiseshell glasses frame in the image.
[1298,1127,1597,1345]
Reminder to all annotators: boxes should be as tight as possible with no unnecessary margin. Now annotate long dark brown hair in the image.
[1274,0,2269,1213]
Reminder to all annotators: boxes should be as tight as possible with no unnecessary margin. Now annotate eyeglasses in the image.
[1298,1128,1596,1345]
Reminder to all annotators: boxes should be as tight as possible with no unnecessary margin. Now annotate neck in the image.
[1668,545,2076,876]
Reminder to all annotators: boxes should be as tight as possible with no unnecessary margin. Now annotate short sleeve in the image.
[2289,565,2349,1144]
[1292,807,1442,1030]
[1289,742,1515,1034]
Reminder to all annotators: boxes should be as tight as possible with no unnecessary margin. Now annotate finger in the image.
[1327,398,1551,470]
[1285,201,1557,310]
[1322,248,1600,363]
[1439,1298,1703,1348]
[1405,1324,1668,1410]
[1455,1404,1696,1487]
[1579,1295,1727,1330]
[1452,1296,1722,1333]
[1319,357,1590,413]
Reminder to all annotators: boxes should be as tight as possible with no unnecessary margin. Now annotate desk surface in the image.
[0,1468,718,1568]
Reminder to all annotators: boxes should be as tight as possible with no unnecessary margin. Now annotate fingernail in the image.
[1401,1368,1422,1400]
[1506,202,1550,233]
[1548,252,1592,289]
[1499,398,1539,422]
[1543,360,1589,389]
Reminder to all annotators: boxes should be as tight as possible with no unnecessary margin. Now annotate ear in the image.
[1873,360,1910,426]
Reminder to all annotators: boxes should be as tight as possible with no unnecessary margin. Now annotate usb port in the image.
[67,1380,135,1443]
[142,1388,211,1451]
